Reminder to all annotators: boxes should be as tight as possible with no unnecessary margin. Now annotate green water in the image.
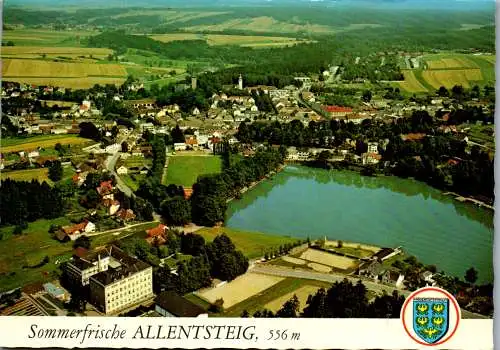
[226,166,494,283]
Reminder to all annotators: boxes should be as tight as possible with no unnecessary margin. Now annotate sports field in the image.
[198,272,284,308]
[1,135,92,153]
[299,248,357,270]
[0,168,49,182]
[165,155,222,187]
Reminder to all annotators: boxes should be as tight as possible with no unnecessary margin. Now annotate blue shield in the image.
[413,297,450,344]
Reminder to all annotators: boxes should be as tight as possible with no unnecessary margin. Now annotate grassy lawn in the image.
[165,155,222,187]
[120,174,144,192]
[196,227,299,259]
[222,278,330,317]
[327,246,374,259]
[0,217,75,292]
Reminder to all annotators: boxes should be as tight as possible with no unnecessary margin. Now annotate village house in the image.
[322,105,354,118]
[57,220,96,241]
[97,180,114,199]
[146,224,168,245]
[116,208,136,222]
[185,136,198,150]
[380,269,405,288]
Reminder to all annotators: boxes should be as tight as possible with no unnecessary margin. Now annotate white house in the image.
[117,166,128,175]
[84,221,96,233]
[140,123,155,132]
[28,150,40,159]
[250,105,259,112]
[367,142,379,154]
[109,202,121,216]
[192,107,200,116]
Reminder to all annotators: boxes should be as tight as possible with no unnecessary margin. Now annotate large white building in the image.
[66,246,154,315]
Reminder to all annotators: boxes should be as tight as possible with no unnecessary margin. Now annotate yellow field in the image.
[148,33,307,47]
[264,285,322,312]
[299,248,357,270]
[198,273,284,308]
[399,70,428,92]
[3,59,126,78]
[1,46,112,56]
[422,69,484,89]
[0,168,49,182]
[2,77,126,89]
[426,57,478,70]
[2,136,91,153]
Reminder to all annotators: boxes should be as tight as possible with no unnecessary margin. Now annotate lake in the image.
[226,166,494,283]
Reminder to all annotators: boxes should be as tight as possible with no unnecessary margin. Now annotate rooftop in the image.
[155,291,206,317]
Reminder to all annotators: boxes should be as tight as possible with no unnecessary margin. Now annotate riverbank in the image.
[442,192,494,211]
[226,164,286,204]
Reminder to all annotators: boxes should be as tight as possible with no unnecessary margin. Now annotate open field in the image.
[2,29,100,46]
[299,248,358,270]
[1,46,112,58]
[421,69,483,89]
[1,135,92,153]
[0,168,49,183]
[148,33,310,47]
[184,16,334,34]
[264,284,323,312]
[165,155,222,187]
[398,70,428,92]
[425,57,479,70]
[222,277,331,316]
[196,227,299,259]
[2,58,127,88]
[198,272,284,309]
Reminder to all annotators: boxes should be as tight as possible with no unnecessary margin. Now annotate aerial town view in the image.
[0,0,494,321]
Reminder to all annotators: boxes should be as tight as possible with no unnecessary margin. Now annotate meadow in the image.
[1,135,93,153]
[0,168,49,183]
[196,227,299,259]
[164,155,222,187]
[1,29,100,47]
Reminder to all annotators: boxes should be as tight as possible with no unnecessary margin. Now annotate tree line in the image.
[0,179,65,227]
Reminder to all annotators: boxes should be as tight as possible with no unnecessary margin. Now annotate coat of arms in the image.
[413,297,449,344]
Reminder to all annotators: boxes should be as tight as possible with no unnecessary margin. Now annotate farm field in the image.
[148,33,310,47]
[183,16,334,34]
[421,69,483,89]
[197,272,284,309]
[298,248,358,270]
[196,227,299,259]
[399,53,495,92]
[1,135,93,153]
[222,277,331,316]
[164,155,222,187]
[1,29,100,47]
[1,46,112,58]
[398,70,428,92]
[2,58,127,88]
[0,168,49,183]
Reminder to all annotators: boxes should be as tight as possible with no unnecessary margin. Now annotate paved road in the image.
[105,151,134,197]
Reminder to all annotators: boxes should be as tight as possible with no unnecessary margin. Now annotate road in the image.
[84,220,159,237]
[105,151,134,197]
